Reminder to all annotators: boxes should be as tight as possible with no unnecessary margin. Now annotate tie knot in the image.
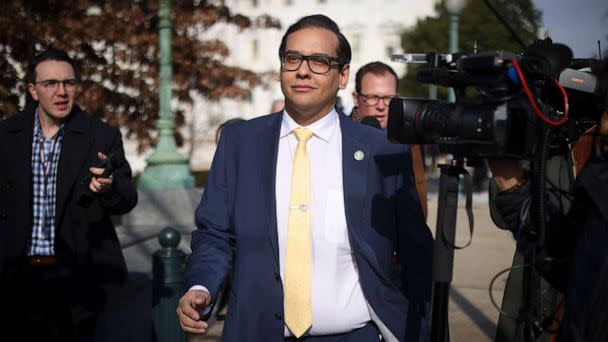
[293,128,314,143]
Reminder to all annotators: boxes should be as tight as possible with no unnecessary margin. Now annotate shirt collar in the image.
[34,110,65,140]
[280,108,339,143]
[33,111,43,139]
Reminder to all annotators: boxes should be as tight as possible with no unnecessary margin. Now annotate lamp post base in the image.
[138,163,194,190]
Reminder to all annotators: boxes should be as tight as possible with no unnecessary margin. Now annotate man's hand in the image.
[88,152,113,194]
[177,290,211,334]
[486,159,525,192]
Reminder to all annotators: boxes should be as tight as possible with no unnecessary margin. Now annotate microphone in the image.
[360,116,381,130]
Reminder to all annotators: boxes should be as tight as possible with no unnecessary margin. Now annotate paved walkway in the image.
[187,196,517,341]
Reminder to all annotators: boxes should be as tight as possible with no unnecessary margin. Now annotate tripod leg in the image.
[430,165,461,342]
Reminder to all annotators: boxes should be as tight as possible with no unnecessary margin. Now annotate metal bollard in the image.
[153,226,187,342]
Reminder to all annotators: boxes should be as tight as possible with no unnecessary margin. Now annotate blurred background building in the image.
[127,0,436,174]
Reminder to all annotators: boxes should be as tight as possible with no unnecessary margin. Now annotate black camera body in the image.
[388,96,541,159]
[387,39,606,159]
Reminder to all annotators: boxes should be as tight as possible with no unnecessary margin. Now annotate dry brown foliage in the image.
[0,0,280,151]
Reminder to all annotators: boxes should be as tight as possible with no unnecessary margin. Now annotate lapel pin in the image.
[354,150,365,161]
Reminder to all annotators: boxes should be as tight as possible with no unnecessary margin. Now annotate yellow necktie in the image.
[284,127,314,338]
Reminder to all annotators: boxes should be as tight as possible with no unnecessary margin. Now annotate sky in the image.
[532,0,608,58]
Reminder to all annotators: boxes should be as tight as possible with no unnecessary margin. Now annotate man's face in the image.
[27,60,76,124]
[280,27,349,125]
[353,71,397,129]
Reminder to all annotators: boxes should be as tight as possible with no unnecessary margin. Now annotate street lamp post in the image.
[429,83,438,100]
[138,0,194,189]
[446,0,466,103]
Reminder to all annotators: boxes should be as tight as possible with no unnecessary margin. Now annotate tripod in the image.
[430,158,473,342]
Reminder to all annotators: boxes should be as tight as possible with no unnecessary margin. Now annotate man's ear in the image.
[339,64,350,90]
[27,83,39,102]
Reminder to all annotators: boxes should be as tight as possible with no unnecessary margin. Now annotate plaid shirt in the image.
[28,112,64,256]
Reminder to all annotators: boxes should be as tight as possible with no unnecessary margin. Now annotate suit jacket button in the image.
[275,313,283,320]
[0,213,7,223]
[274,272,280,281]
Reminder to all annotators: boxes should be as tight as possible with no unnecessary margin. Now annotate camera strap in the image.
[442,169,474,250]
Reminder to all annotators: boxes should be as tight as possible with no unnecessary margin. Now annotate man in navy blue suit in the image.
[177,14,433,341]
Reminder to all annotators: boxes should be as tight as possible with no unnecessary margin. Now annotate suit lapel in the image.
[261,113,283,267]
[56,110,92,223]
[339,114,371,240]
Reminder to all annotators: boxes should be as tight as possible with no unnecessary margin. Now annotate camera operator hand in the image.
[486,159,525,193]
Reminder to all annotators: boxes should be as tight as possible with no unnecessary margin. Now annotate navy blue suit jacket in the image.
[187,111,433,341]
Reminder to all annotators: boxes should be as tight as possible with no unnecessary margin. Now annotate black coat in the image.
[553,158,608,342]
[493,157,608,342]
[0,104,137,311]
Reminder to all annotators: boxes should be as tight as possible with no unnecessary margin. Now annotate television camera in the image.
[388,38,607,342]
[387,38,607,160]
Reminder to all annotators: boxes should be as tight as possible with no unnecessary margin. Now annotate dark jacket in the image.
[553,158,608,341]
[490,154,573,342]
[493,157,608,342]
[0,104,137,311]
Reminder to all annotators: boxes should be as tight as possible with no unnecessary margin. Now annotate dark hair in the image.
[278,14,351,69]
[26,47,78,84]
[215,117,245,145]
[355,61,398,93]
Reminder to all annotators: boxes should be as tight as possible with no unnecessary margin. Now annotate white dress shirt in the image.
[276,109,371,336]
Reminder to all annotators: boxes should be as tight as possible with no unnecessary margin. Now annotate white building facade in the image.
[213,0,436,116]
[127,0,437,173]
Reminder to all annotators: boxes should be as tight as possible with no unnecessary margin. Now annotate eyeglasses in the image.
[281,53,342,74]
[35,79,77,91]
[357,93,396,106]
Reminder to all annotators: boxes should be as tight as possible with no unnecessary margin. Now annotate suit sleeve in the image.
[186,127,234,304]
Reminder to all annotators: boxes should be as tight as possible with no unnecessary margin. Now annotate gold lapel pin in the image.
[354,150,365,161]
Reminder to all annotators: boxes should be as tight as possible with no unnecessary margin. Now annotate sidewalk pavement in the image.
[189,194,517,342]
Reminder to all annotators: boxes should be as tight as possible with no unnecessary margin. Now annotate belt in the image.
[284,322,377,341]
[27,256,58,266]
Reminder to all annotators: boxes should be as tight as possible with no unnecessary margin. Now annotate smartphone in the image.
[81,152,116,185]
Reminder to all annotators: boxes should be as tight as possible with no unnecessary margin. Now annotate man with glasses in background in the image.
[0,47,137,341]
[352,62,428,219]
[177,14,433,342]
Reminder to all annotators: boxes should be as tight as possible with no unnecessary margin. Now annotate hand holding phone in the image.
[82,152,114,184]
[78,152,125,206]
[89,152,114,193]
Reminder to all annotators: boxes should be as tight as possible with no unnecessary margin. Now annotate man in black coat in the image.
[0,48,138,341]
